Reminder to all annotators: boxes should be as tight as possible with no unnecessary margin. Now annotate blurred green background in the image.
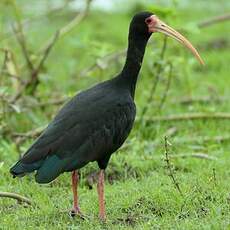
[0,0,230,229]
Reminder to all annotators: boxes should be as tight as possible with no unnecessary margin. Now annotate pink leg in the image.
[70,170,82,217]
[97,169,106,221]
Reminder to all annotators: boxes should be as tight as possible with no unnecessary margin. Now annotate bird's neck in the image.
[119,36,148,97]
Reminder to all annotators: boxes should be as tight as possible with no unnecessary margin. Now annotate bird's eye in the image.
[145,18,152,24]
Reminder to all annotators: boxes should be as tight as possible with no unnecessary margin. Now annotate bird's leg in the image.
[70,170,82,218]
[97,169,106,221]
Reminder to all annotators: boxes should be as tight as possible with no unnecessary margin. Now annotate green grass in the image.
[1,0,230,229]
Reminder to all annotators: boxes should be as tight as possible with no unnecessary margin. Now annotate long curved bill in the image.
[148,15,204,65]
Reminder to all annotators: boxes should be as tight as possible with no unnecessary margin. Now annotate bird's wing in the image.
[21,85,135,165]
[34,99,135,183]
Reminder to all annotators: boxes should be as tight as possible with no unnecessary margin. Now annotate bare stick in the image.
[1,0,70,42]
[12,125,45,138]
[0,49,8,84]
[4,97,67,114]
[143,113,230,123]
[212,168,217,186]
[78,49,126,78]
[170,153,217,161]
[77,40,156,78]
[158,63,173,110]
[160,35,168,59]
[12,125,45,146]
[27,97,67,108]
[1,70,25,84]
[10,0,30,62]
[40,0,93,53]
[10,0,93,103]
[140,36,168,122]
[0,49,8,67]
[0,192,32,205]
[174,96,227,105]
[28,30,60,93]
[173,135,230,144]
[11,23,34,72]
[10,31,60,102]
[198,13,230,28]
[164,127,178,138]
[37,31,60,74]
[164,136,183,197]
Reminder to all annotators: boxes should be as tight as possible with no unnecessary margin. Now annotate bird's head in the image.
[130,12,204,65]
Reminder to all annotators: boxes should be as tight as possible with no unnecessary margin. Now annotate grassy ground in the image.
[0,0,230,229]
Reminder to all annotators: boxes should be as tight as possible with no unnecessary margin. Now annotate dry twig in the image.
[0,192,32,205]
[12,126,45,139]
[1,0,71,42]
[170,153,217,160]
[212,168,217,186]
[78,49,126,77]
[140,36,168,122]
[173,135,230,144]
[163,127,178,138]
[11,21,34,72]
[40,0,93,53]
[198,13,230,28]
[27,97,67,108]
[9,0,93,103]
[158,63,173,110]
[10,30,60,102]
[143,113,230,123]
[174,96,227,105]
[164,136,183,197]
[8,125,46,148]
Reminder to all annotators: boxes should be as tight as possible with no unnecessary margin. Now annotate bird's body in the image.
[11,12,151,182]
[10,11,203,220]
[13,77,136,183]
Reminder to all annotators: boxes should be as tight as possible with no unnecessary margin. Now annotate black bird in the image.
[10,12,203,220]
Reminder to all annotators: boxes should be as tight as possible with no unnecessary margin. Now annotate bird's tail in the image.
[10,155,70,184]
[10,160,43,178]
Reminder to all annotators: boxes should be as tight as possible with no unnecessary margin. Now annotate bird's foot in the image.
[70,206,84,219]
[99,214,106,222]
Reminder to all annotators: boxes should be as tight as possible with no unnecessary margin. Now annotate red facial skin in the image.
[145,15,158,33]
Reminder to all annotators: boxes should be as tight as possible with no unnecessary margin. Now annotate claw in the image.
[69,207,85,219]
[99,214,106,222]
